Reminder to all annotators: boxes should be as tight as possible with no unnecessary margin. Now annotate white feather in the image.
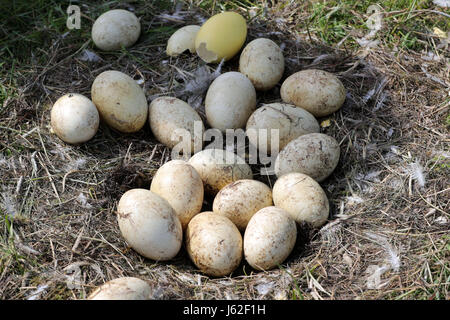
[410,162,426,188]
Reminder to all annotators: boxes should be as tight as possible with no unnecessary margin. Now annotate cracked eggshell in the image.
[280,69,346,117]
[88,277,151,300]
[166,25,201,56]
[92,9,141,51]
[212,179,272,231]
[150,160,204,230]
[205,72,256,131]
[91,70,148,133]
[117,189,182,261]
[149,97,204,154]
[188,148,253,195]
[246,103,320,155]
[50,93,99,144]
[274,133,340,182]
[244,206,297,271]
[273,173,329,227]
[239,38,285,91]
[186,212,243,277]
[195,11,247,63]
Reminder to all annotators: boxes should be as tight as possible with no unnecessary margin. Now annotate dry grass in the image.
[0,1,448,300]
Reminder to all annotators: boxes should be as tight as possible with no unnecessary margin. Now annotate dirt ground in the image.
[0,1,448,300]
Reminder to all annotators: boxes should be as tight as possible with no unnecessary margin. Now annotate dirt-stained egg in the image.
[88,277,151,300]
[280,69,346,117]
[149,97,204,154]
[50,93,99,144]
[150,160,204,230]
[244,206,297,271]
[195,11,247,63]
[212,179,272,231]
[166,25,201,56]
[117,189,182,261]
[239,38,285,91]
[273,173,329,227]
[188,148,253,195]
[274,133,340,182]
[92,9,141,51]
[91,70,148,133]
[205,72,256,132]
[246,103,320,155]
[186,212,243,277]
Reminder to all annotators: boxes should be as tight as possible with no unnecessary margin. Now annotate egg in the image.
[88,277,151,300]
[91,70,148,133]
[150,160,204,230]
[188,148,253,195]
[205,72,256,132]
[166,25,201,56]
[274,133,340,182]
[280,69,346,117]
[50,93,99,144]
[239,38,285,90]
[244,206,297,271]
[195,11,247,63]
[212,179,272,231]
[186,212,243,277]
[92,9,141,51]
[149,97,204,154]
[246,103,320,155]
[273,173,329,227]
[117,189,182,261]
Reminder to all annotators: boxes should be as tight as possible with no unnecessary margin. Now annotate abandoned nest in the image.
[0,3,448,300]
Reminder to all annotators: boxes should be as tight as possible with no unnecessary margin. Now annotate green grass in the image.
[197,0,449,51]
[306,0,449,51]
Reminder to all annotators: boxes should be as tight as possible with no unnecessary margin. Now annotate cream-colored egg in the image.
[186,212,242,277]
[280,69,346,117]
[92,9,141,51]
[91,70,148,133]
[149,97,204,154]
[205,72,256,132]
[188,148,253,195]
[212,179,272,231]
[244,206,297,271]
[150,160,204,230]
[166,25,201,56]
[274,133,340,182]
[239,38,285,91]
[88,277,151,300]
[117,189,182,261]
[273,173,329,227]
[50,93,99,144]
[246,103,320,155]
[195,11,247,63]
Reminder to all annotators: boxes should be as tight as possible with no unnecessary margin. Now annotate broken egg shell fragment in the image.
[166,25,201,56]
